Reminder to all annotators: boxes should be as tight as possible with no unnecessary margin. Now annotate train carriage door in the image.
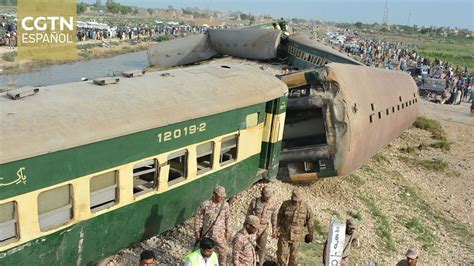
[259,95,287,179]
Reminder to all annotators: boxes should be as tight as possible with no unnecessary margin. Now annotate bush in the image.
[430,140,451,151]
[414,116,446,140]
[2,52,16,62]
[420,159,448,171]
[400,146,417,154]
[154,35,170,42]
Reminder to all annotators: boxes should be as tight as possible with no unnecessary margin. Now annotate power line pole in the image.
[407,11,411,25]
[382,0,389,25]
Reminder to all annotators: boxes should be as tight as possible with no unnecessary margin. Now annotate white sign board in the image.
[325,219,346,266]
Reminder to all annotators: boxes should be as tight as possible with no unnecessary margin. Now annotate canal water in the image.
[0,50,149,87]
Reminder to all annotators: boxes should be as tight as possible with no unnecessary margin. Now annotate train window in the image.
[415,98,418,103]
[133,159,159,196]
[399,96,402,102]
[197,142,214,175]
[220,134,238,165]
[246,113,259,127]
[90,171,118,212]
[386,109,389,116]
[168,150,187,185]
[402,103,405,109]
[392,107,395,113]
[371,103,375,111]
[38,185,73,232]
[378,112,382,119]
[369,115,373,123]
[0,201,18,246]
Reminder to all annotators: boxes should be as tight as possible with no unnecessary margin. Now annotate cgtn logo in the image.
[20,16,74,44]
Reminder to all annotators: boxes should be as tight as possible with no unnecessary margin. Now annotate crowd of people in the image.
[1,16,16,49]
[136,185,420,266]
[76,23,219,44]
[338,35,473,109]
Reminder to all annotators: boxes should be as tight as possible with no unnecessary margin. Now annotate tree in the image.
[354,22,363,28]
[249,14,256,25]
[147,8,154,16]
[106,2,120,14]
[77,3,87,14]
[240,13,249,20]
[0,0,17,5]
[119,5,132,15]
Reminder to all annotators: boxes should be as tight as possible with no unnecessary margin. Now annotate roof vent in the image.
[123,70,146,78]
[93,77,120,86]
[7,86,39,100]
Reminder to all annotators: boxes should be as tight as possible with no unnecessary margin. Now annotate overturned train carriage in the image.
[278,63,420,181]
[0,64,287,264]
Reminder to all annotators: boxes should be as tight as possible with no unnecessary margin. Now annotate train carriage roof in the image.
[0,64,287,164]
[289,34,363,66]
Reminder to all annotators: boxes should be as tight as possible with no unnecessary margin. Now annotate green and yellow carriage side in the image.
[0,64,287,264]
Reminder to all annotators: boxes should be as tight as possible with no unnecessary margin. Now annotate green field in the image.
[416,43,474,71]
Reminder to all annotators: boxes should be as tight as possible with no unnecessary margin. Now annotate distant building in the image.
[96,0,101,5]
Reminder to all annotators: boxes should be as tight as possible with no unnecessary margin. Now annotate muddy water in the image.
[0,50,148,87]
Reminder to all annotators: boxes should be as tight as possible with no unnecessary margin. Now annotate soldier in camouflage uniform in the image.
[232,215,260,266]
[246,186,277,266]
[194,186,231,265]
[276,188,314,266]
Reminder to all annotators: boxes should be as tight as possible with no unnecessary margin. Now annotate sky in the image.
[85,0,474,30]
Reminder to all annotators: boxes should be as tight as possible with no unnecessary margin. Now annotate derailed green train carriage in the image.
[286,34,363,69]
[0,64,287,264]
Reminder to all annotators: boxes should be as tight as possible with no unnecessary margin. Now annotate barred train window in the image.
[90,171,118,212]
[0,201,18,246]
[220,134,238,165]
[197,142,214,175]
[168,150,187,185]
[133,159,159,196]
[38,185,73,231]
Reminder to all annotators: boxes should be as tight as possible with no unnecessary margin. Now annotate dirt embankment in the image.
[0,41,154,74]
[107,99,473,265]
